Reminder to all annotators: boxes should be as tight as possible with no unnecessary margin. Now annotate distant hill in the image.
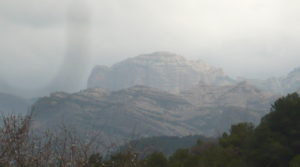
[119,135,211,156]
[240,67,300,94]
[88,52,234,93]
[0,92,30,115]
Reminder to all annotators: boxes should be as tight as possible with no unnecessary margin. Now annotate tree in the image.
[250,93,300,167]
[220,122,254,149]
[87,153,103,167]
[260,93,300,152]
[145,152,167,167]
[168,149,199,167]
[290,155,300,167]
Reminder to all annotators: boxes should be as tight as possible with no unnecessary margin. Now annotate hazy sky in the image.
[1,0,300,97]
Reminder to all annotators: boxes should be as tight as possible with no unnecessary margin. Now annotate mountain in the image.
[31,81,276,144]
[89,52,300,95]
[88,52,234,93]
[0,92,30,115]
[31,86,200,143]
[241,67,300,94]
[30,52,279,144]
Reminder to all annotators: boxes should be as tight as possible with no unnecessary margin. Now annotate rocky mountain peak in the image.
[115,52,187,68]
[87,52,234,92]
[138,51,184,60]
[122,52,222,73]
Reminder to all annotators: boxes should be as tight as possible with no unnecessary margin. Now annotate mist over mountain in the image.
[89,51,300,95]
[0,92,30,115]
[1,1,300,165]
[0,51,292,140]
[1,51,296,134]
[240,67,300,95]
[0,50,291,154]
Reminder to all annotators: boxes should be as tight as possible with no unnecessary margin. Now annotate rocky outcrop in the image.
[87,52,234,93]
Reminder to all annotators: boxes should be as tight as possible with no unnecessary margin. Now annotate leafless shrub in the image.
[0,114,103,167]
[0,114,174,167]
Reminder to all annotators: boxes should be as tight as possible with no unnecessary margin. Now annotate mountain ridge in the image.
[240,67,300,94]
[31,82,277,144]
[88,52,234,93]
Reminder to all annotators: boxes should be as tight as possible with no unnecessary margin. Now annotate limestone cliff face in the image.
[87,52,234,93]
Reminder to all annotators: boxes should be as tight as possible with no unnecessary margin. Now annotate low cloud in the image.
[0,0,300,97]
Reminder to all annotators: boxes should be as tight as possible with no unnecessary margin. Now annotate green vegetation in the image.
[119,135,209,156]
[1,93,300,166]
